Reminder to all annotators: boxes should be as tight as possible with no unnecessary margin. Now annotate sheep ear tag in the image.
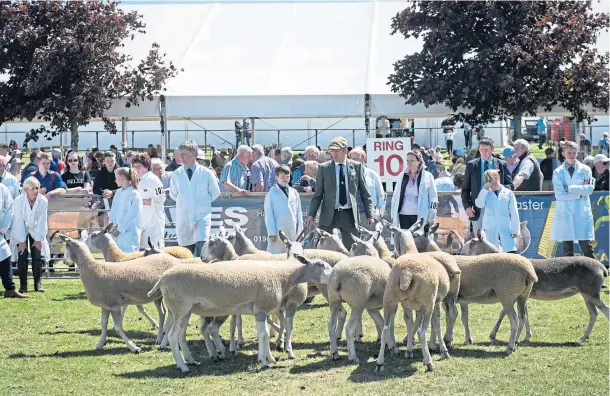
[278,230,291,246]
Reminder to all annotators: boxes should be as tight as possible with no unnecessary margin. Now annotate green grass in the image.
[1,280,608,396]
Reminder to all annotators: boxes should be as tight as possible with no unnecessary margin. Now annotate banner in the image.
[365,137,411,182]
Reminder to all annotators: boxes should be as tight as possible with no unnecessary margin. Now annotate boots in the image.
[4,289,27,298]
[18,261,28,294]
[33,261,45,293]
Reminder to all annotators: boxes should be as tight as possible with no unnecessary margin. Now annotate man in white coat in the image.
[170,140,220,256]
[264,165,303,254]
[132,154,166,249]
[0,183,24,297]
[551,141,595,258]
[0,156,20,199]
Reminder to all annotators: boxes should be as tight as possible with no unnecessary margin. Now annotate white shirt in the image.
[0,171,20,199]
[400,176,419,215]
[139,171,165,230]
[334,159,351,209]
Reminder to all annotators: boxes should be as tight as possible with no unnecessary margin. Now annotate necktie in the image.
[186,167,193,180]
[568,166,575,177]
[339,164,347,206]
[484,160,490,172]
[281,186,289,198]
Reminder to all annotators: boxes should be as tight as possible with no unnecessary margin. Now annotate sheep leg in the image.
[169,310,191,372]
[355,316,364,343]
[442,298,458,348]
[273,310,286,351]
[366,308,384,343]
[154,299,165,345]
[346,308,363,363]
[503,304,518,355]
[96,309,110,350]
[580,298,599,343]
[590,296,610,320]
[428,315,437,353]
[177,311,196,364]
[236,315,244,346]
[328,301,341,360]
[208,319,226,359]
[522,303,531,342]
[284,304,297,359]
[229,315,239,354]
[460,303,473,345]
[255,312,273,368]
[433,303,450,359]
[160,311,173,349]
[403,305,415,358]
[489,309,506,341]
[402,306,412,344]
[269,313,279,338]
[202,317,218,358]
[336,305,348,340]
[516,296,529,345]
[417,307,435,372]
[136,304,158,330]
[109,308,141,353]
[375,304,398,373]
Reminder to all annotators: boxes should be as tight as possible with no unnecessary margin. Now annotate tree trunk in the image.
[70,119,79,152]
[512,113,523,142]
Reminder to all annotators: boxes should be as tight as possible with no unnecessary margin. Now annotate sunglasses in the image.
[68,159,78,163]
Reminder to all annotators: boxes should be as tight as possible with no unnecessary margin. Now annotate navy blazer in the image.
[461,157,513,221]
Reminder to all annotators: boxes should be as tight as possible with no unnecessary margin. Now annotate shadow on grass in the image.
[475,340,581,348]
[9,347,143,359]
[51,291,87,301]
[40,328,156,340]
[297,303,327,311]
[117,354,259,378]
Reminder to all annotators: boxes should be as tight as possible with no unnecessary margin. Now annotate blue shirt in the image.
[219,158,249,192]
[334,160,351,209]
[25,171,67,192]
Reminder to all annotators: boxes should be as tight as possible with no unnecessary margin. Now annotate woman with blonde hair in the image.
[108,167,143,252]
[451,157,466,176]
[11,177,49,293]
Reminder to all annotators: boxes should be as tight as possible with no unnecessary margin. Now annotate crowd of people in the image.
[0,130,607,300]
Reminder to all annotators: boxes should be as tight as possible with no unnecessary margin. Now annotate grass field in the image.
[1,280,608,396]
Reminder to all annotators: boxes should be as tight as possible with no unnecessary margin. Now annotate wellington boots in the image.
[33,261,45,293]
[18,262,28,294]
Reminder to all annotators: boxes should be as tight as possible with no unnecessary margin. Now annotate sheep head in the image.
[292,254,333,284]
[200,237,231,262]
[229,223,257,255]
[313,228,348,253]
[349,235,379,258]
[413,222,442,252]
[381,218,420,256]
[278,230,304,256]
[85,223,117,253]
[461,229,499,256]
[141,237,164,257]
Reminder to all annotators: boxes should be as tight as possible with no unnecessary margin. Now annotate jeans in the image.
[446,140,453,155]
[0,256,15,291]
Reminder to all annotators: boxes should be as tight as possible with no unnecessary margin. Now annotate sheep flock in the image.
[51,219,609,374]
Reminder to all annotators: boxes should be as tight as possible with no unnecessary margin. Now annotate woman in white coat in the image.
[109,167,143,253]
[11,177,49,293]
[551,141,595,258]
[391,150,438,229]
[132,154,166,249]
[0,183,24,297]
[475,170,520,252]
[169,140,221,256]
[264,165,303,254]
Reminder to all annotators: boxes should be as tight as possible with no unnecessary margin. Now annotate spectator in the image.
[123,151,135,168]
[21,151,39,181]
[557,139,566,162]
[0,182,24,298]
[512,139,543,191]
[132,154,165,249]
[551,141,595,258]
[250,144,278,192]
[92,151,119,199]
[467,148,479,161]
[294,160,319,193]
[437,163,450,178]
[443,128,455,157]
[264,165,303,254]
[109,145,124,167]
[273,148,282,164]
[234,120,243,147]
[390,150,438,230]
[220,145,252,195]
[0,143,8,159]
[450,157,466,177]
[8,139,18,151]
[540,148,561,191]
[196,150,207,167]
[27,152,67,198]
[292,145,320,183]
[502,146,520,174]
[579,133,592,155]
[376,116,390,138]
[0,156,20,199]
[349,147,386,224]
[583,155,595,172]
[8,157,23,183]
[83,148,91,169]
[462,122,472,150]
[281,147,293,167]
[50,148,66,174]
[12,177,49,293]
[593,154,609,191]
[170,140,220,256]
[242,118,251,146]
[61,152,92,194]
[537,117,547,149]
[599,132,610,157]
[151,158,172,189]
[461,137,513,235]
[88,150,104,181]
[165,147,183,172]
[475,170,520,252]
[109,167,143,253]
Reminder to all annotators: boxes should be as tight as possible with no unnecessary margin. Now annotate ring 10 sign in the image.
[366,138,411,182]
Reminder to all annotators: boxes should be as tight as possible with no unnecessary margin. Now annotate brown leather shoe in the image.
[4,289,28,298]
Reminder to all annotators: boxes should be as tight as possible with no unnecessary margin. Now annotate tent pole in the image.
[251,117,256,145]
[121,117,127,153]
[160,95,168,164]
[364,94,371,137]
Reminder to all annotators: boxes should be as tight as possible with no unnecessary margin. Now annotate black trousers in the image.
[184,240,206,258]
[446,139,453,154]
[0,256,15,291]
[399,214,419,230]
[18,234,43,270]
[563,240,594,258]
[319,209,358,251]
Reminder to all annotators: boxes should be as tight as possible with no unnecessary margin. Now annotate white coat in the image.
[169,164,220,246]
[0,184,14,262]
[10,193,49,260]
[138,171,166,249]
[551,161,595,242]
[475,185,519,252]
[1,172,21,199]
[109,186,143,253]
[390,170,438,227]
[264,184,303,254]
[364,167,386,214]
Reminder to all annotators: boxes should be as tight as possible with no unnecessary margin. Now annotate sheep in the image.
[327,236,389,362]
[355,223,395,266]
[227,222,274,256]
[147,240,333,372]
[462,230,609,343]
[55,232,183,352]
[375,254,452,372]
[312,228,350,255]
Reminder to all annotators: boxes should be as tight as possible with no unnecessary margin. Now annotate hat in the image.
[452,148,465,157]
[197,149,206,160]
[593,154,610,165]
[502,146,516,158]
[328,137,348,150]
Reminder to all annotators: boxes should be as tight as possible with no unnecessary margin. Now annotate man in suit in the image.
[461,137,514,234]
[305,137,373,249]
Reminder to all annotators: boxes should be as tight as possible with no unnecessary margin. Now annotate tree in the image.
[389,1,609,139]
[0,1,180,150]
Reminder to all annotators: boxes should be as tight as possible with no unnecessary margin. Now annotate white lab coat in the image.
[364,167,386,214]
[1,172,21,199]
[169,164,220,246]
[475,186,519,252]
[264,184,303,254]
[551,161,595,242]
[390,170,438,227]
[0,184,14,262]
[109,186,143,253]
[138,171,166,249]
[10,193,49,260]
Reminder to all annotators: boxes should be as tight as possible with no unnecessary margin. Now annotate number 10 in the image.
[373,154,404,177]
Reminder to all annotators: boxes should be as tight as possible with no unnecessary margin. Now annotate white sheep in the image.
[147,245,333,372]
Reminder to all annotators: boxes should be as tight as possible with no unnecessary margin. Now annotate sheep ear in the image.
[292,254,309,265]
[409,218,425,233]
[226,233,235,241]
[148,237,154,249]
[57,234,71,242]
[302,231,315,247]
[217,225,226,237]
[479,229,487,241]
[374,221,384,233]
[278,230,291,247]
[521,221,528,227]
[49,230,60,242]
[428,223,440,234]
[79,229,89,241]
[381,219,395,231]
[102,223,114,234]
[296,229,306,243]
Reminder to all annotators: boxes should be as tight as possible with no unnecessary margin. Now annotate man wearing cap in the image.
[305,137,373,248]
[593,154,609,191]
[502,146,520,175]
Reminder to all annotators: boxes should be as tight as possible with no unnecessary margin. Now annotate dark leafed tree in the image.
[389,1,609,138]
[0,1,180,150]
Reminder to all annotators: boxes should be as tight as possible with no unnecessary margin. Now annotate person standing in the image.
[264,165,303,254]
[593,154,609,191]
[0,156,21,199]
[348,147,386,225]
[390,150,438,229]
[11,177,49,293]
[219,145,252,195]
[132,154,166,249]
[551,141,595,258]
[170,140,220,256]
[234,120,243,148]
[512,139,543,191]
[28,151,67,198]
[21,151,38,182]
[540,148,561,191]
[0,183,24,298]
[151,158,172,190]
[250,144,278,192]
[305,137,373,249]
[165,148,183,172]
[462,122,472,150]
[109,167,143,253]
[292,146,320,182]
[598,132,609,157]
[242,118,251,146]
[461,137,513,234]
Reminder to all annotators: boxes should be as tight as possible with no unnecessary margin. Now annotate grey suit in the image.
[308,159,373,248]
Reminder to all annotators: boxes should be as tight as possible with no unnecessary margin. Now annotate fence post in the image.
[95,131,99,148]
[277,130,280,147]
[204,130,207,153]
[352,130,355,147]
[315,130,318,147]
[131,131,135,149]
